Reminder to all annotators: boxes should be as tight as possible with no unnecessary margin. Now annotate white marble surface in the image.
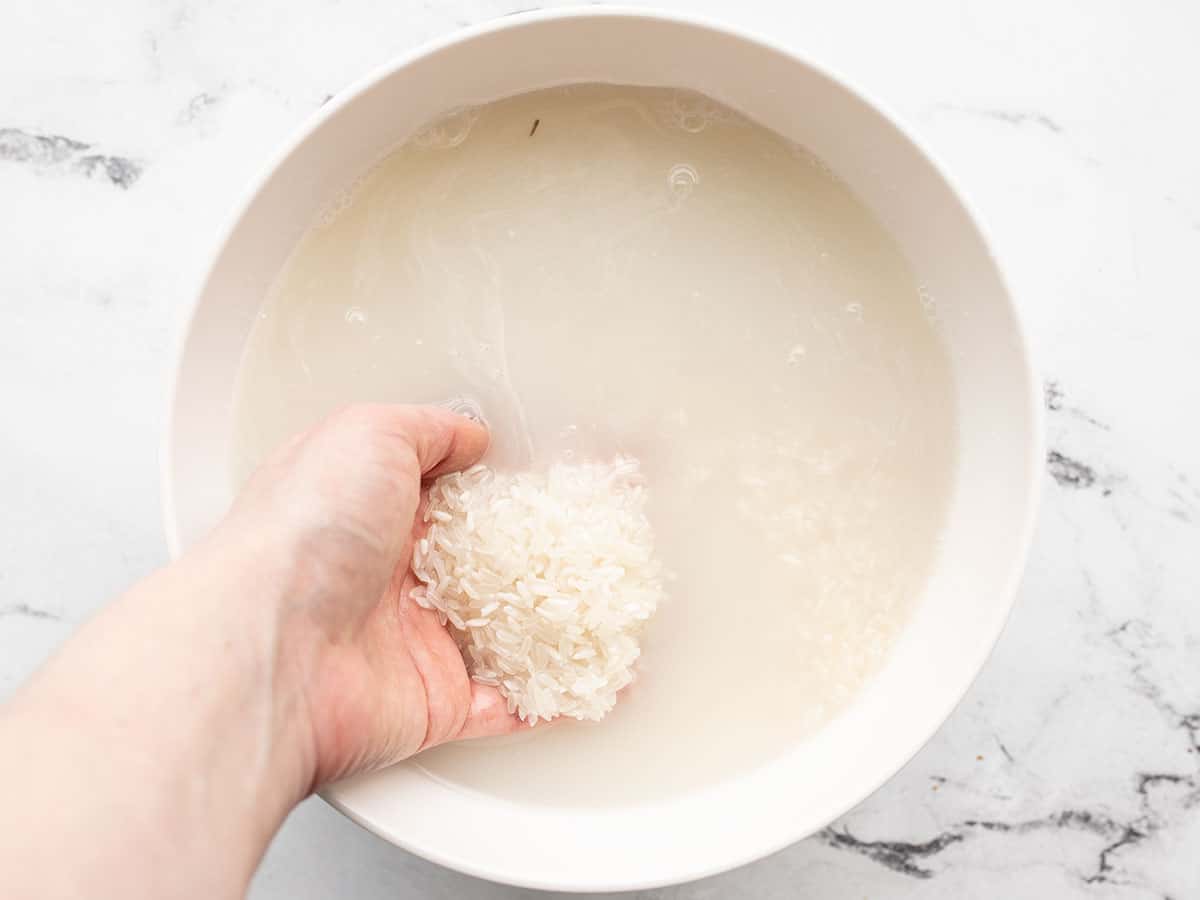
[2,0,1198,896]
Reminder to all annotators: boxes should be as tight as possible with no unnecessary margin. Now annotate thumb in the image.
[389,404,490,479]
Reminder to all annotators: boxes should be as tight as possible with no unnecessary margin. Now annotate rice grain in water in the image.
[231,85,958,805]
[411,458,664,724]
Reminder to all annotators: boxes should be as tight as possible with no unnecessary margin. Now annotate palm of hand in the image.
[227,404,521,788]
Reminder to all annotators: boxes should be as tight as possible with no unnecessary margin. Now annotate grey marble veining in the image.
[1,1,1197,897]
[0,127,143,188]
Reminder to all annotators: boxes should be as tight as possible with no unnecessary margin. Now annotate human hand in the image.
[219,403,524,788]
[0,402,528,898]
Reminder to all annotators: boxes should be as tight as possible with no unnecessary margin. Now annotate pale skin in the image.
[0,404,524,899]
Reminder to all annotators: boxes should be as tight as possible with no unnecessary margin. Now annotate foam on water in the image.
[410,105,480,150]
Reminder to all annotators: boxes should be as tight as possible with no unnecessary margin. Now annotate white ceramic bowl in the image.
[163,7,1042,891]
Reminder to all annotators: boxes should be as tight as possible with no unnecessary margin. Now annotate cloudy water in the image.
[231,84,957,805]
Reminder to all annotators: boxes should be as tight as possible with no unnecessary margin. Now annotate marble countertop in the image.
[2,0,1197,896]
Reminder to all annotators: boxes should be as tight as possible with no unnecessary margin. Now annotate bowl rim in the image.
[161,5,1044,891]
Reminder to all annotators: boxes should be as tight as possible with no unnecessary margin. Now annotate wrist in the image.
[175,523,323,801]
[0,532,322,898]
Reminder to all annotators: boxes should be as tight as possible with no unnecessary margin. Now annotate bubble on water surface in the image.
[439,396,486,424]
[667,163,700,200]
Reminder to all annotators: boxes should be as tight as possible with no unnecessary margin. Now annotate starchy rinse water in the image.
[231,84,957,806]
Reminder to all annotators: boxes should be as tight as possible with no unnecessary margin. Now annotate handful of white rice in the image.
[410,457,665,724]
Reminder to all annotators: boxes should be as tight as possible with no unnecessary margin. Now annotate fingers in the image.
[456,683,531,742]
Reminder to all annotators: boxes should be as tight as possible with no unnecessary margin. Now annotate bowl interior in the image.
[164,10,1040,891]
